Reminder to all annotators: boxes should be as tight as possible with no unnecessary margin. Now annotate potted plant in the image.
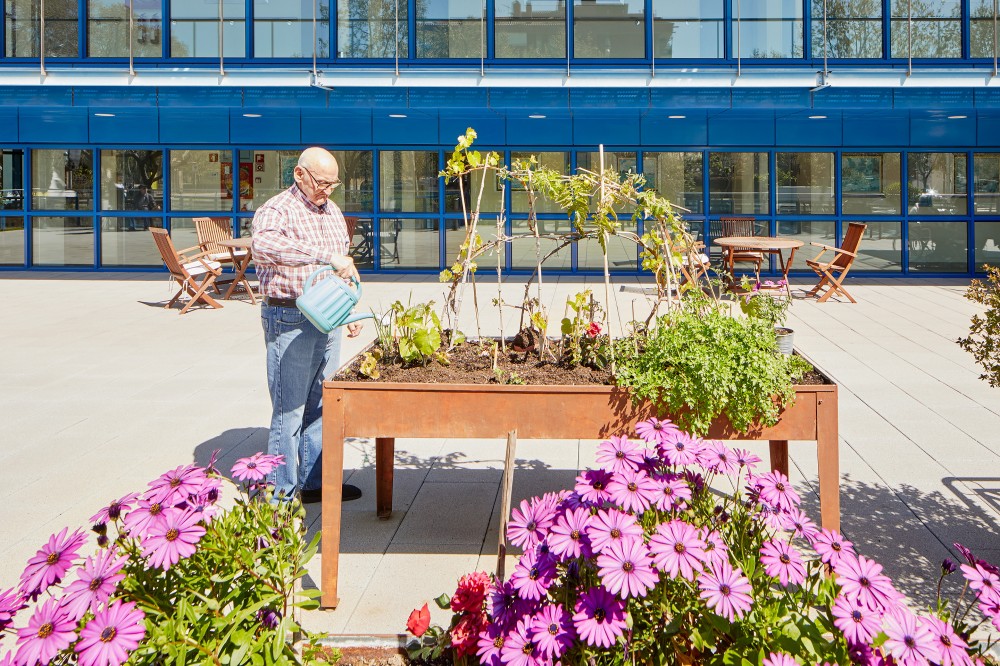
[738,277,794,355]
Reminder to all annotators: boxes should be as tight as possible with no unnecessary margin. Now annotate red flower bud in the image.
[406,603,431,637]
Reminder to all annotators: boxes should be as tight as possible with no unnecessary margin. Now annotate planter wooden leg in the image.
[321,389,346,609]
[817,393,841,532]
[769,440,789,477]
[376,437,395,520]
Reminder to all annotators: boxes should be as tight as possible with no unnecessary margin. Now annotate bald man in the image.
[252,147,363,504]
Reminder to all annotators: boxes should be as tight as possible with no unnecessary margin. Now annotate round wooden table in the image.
[713,236,804,296]
[217,237,256,304]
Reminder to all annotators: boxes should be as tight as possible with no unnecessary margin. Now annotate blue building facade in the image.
[1,0,1000,276]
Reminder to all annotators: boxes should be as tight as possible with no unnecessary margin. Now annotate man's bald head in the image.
[298,147,338,175]
[295,147,340,206]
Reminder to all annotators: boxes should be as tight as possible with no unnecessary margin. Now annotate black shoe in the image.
[300,485,363,504]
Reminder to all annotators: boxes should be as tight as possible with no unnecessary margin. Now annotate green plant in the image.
[560,289,610,369]
[738,278,792,328]
[391,300,464,367]
[958,264,1000,387]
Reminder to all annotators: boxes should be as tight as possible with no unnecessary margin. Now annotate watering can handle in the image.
[302,267,361,299]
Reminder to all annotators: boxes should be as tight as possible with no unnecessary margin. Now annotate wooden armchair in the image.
[194,217,244,266]
[150,228,224,314]
[719,217,765,278]
[805,222,868,303]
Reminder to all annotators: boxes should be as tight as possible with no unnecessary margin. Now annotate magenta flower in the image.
[122,498,171,538]
[835,554,898,612]
[574,469,613,506]
[572,587,627,649]
[506,498,555,551]
[634,417,678,444]
[0,587,26,632]
[700,529,730,568]
[499,619,540,666]
[529,604,574,660]
[884,610,936,666]
[547,508,593,561]
[732,448,762,470]
[814,529,855,568]
[780,507,819,544]
[18,527,86,600]
[141,509,206,571]
[60,549,128,620]
[147,464,206,506]
[509,550,556,602]
[231,454,270,483]
[75,600,147,666]
[14,598,76,666]
[587,508,642,554]
[760,539,807,587]
[649,520,706,581]
[606,468,659,515]
[699,561,753,622]
[89,493,139,524]
[755,470,801,513]
[658,430,702,467]
[488,579,529,630]
[596,538,658,599]
[595,435,644,475]
[763,653,799,666]
[832,595,882,646]
[923,615,971,666]
[979,594,1000,632]
[961,562,999,600]
[476,624,505,666]
[700,440,739,476]
[651,473,692,512]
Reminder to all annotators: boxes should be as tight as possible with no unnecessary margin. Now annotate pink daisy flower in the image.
[18,527,87,600]
[755,470,801,513]
[923,615,971,666]
[595,435,644,475]
[813,529,855,568]
[574,469,613,506]
[506,498,555,551]
[572,587,627,649]
[700,529,730,568]
[0,587,26,632]
[141,509,206,571]
[648,520,706,581]
[122,498,171,538]
[760,539,807,587]
[979,594,1000,632]
[651,473,692,512]
[529,604,574,660]
[14,598,76,666]
[476,625,505,666]
[75,599,146,666]
[606,468,659,515]
[835,554,897,612]
[587,508,642,554]
[547,507,593,561]
[499,619,540,666]
[89,493,139,525]
[633,417,678,444]
[231,453,274,483]
[659,430,702,467]
[780,507,819,544]
[961,562,1000,599]
[763,653,799,666]
[699,561,753,622]
[147,464,206,506]
[832,595,883,645]
[596,538,658,599]
[732,448,762,470]
[60,549,128,620]
[509,550,556,602]
[700,440,739,476]
[884,610,936,666]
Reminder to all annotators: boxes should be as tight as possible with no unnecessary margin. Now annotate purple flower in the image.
[780,507,819,543]
[606,468,659,515]
[506,498,555,551]
[942,558,957,575]
[14,598,76,666]
[476,624,505,666]
[256,608,281,630]
[572,587,627,649]
[90,493,139,524]
[835,555,899,612]
[658,430,702,467]
[141,509,206,571]
[960,562,999,600]
[595,435,644,475]
[649,520,706,581]
[574,469,613,506]
[814,529,855,568]
[59,549,128,620]
[122,498,170,538]
[147,464,206,506]
[489,579,530,630]
[499,619,540,666]
[698,561,753,622]
[954,542,976,565]
[760,539,807,587]
[884,610,936,666]
[651,474,692,512]
[587,508,642,554]
[529,604,574,660]
[763,653,799,666]
[231,453,285,483]
[75,599,146,666]
[634,417,678,444]
[700,529,730,569]
[979,592,1000,632]
[509,549,556,602]
[596,538,658,599]
[547,507,592,561]
[0,587,26,632]
[923,615,971,666]
[832,595,883,646]
[18,527,87,600]
[732,448,762,471]
[700,440,739,476]
[755,470,801,513]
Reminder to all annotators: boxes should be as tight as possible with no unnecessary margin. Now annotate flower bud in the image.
[942,558,957,574]
[91,522,107,536]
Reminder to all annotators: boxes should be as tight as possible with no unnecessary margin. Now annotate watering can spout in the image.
[342,312,374,326]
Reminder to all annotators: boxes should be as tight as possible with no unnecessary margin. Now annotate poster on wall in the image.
[220,161,233,199]
[240,162,253,199]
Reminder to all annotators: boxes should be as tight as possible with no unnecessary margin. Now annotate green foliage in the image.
[560,289,611,369]
[958,265,1000,387]
[737,278,792,328]
[358,348,382,379]
[392,300,450,367]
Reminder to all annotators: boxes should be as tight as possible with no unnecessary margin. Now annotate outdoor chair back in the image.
[194,217,243,265]
[805,222,868,303]
[150,228,224,314]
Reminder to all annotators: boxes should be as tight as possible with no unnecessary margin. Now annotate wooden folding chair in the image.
[805,222,868,303]
[720,217,765,279]
[194,217,244,266]
[150,228,224,314]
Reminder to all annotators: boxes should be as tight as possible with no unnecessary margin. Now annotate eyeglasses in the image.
[300,166,342,192]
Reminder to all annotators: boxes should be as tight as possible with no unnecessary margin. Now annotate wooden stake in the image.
[496,429,517,581]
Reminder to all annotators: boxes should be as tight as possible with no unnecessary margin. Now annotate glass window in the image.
[380,151,439,213]
[5,0,78,57]
[776,153,834,215]
[337,0,407,58]
[0,217,24,265]
[811,0,882,58]
[170,150,233,211]
[974,153,1000,215]
[574,0,645,59]
[578,234,638,270]
[495,0,566,58]
[907,153,967,216]
[510,217,573,270]
[643,152,704,214]
[444,150,504,214]
[330,150,374,213]
[735,0,803,58]
[238,150,298,212]
[378,218,439,270]
[653,0,724,58]
[99,150,163,212]
[445,220,505,269]
[843,153,902,215]
[416,1,482,58]
[907,221,967,272]
[775,219,836,266]
[0,149,25,211]
[709,152,770,214]
[577,151,638,215]
[168,217,201,252]
[32,217,94,266]
[32,150,94,211]
[254,0,329,58]
[971,0,999,58]
[853,221,902,271]
[101,217,163,266]
[170,0,246,57]
[511,152,570,214]
[975,221,1000,267]
[890,0,960,58]
[89,0,163,57]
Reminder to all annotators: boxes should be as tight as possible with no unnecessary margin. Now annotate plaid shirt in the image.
[251,185,351,299]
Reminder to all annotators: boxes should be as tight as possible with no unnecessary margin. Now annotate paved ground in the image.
[1,271,998,639]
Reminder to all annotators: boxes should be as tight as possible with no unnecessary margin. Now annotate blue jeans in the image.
[261,305,343,499]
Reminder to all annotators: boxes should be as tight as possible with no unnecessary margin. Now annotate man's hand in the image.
[331,255,358,281]
[346,321,364,338]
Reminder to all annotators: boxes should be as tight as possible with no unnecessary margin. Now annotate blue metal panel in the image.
[242,88,328,108]
[410,88,489,108]
[328,88,408,108]
[975,90,1000,108]
[230,108,300,144]
[506,113,572,146]
[73,88,159,107]
[301,109,373,144]
[157,88,243,107]
[732,89,811,109]
[776,112,843,146]
[19,108,88,143]
[894,89,974,109]
[707,111,775,146]
[570,89,649,109]
[842,111,909,146]
[977,112,1000,147]
[439,111,505,146]
[0,87,73,107]
[811,88,892,109]
[0,108,18,142]
[641,112,708,145]
[910,112,976,146]
[650,89,731,109]
[159,108,230,143]
[372,112,439,145]
[89,108,159,144]
[573,111,640,146]
[489,89,570,109]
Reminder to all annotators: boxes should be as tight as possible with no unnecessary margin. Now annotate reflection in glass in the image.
[643,152,703,214]
[380,151,439,213]
[574,0,645,58]
[100,150,163,212]
[708,218,768,263]
[775,220,835,266]
[0,149,25,210]
[510,217,573,270]
[338,0,407,57]
[254,0,329,57]
[975,222,1000,267]
[32,217,94,266]
[709,152,769,215]
[170,150,233,212]
[907,221,967,272]
[0,216,24,265]
[852,221,902,271]
[238,149,298,212]
[330,151,374,213]
[496,0,566,58]
[735,0,803,58]
[101,217,163,266]
[776,153,834,215]
[971,0,999,58]
[169,0,246,57]
[810,0,882,58]
[842,153,901,215]
[446,221,505,269]
[5,0,78,57]
[346,217,375,270]
[32,150,94,211]
[169,218,201,252]
[416,2,482,58]
[445,149,503,214]
[653,0,724,58]
[378,218,438,270]
[89,0,162,57]
[890,0,960,57]
[907,153,967,216]
[511,152,570,214]
[974,154,1000,214]
[578,231,638,271]
[577,152,638,215]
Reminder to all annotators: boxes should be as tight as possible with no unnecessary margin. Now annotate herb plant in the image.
[560,290,610,369]
[738,278,792,329]
[958,265,1000,387]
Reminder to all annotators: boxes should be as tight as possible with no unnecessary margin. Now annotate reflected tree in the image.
[5,0,78,57]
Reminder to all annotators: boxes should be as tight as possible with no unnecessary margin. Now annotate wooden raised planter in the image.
[320,375,838,609]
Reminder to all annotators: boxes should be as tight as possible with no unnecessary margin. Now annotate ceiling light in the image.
[242,113,262,118]
[947,115,968,119]
[94,113,115,117]
[808,115,827,119]
[668,115,686,119]
[389,113,407,118]
[528,114,546,119]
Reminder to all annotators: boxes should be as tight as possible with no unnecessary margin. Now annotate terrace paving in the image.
[1,272,998,642]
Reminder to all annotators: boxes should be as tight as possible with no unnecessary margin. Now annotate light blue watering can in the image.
[296,267,373,334]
